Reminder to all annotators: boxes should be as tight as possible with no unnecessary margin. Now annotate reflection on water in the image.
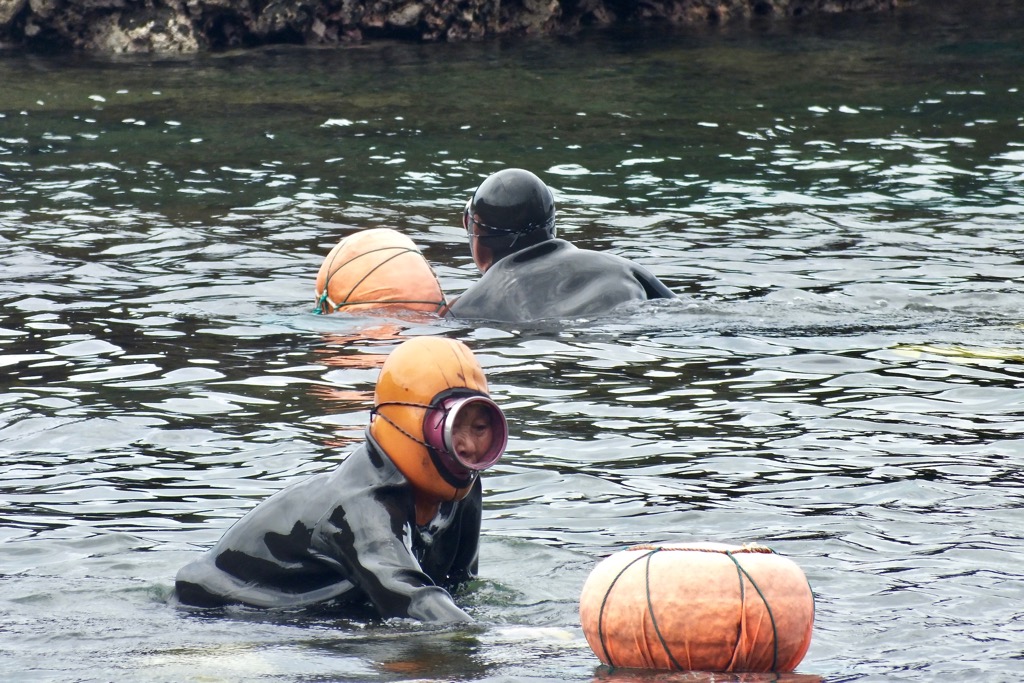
[2,3,1024,681]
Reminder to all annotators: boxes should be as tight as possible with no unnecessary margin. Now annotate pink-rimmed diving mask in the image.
[424,395,508,475]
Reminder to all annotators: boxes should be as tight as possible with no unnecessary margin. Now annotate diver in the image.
[174,336,508,623]
[444,168,677,323]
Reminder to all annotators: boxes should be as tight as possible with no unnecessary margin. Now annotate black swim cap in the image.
[467,168,556,241]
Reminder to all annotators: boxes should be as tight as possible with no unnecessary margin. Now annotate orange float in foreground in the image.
[314,228,446,314]
[580,542,814,673]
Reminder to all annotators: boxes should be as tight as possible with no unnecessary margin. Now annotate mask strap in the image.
[313,289,331,315]
[315,246,447,314]
[371,400,436,449]
[467,213,554,238]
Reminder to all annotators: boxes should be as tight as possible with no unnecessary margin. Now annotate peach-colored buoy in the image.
[579,542,814,673]
[314,228,445,314]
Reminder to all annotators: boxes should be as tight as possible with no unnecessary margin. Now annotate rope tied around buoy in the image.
[595,543,782,673]
[313,243,446,314]
[642,548,684,670]
[595,547,655,672]
[723,548,781,672]
[625,542,775,555]
[313,288,331,314]
[370,400,439,449]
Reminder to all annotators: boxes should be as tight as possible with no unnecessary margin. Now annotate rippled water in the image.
[2,3,1024,681]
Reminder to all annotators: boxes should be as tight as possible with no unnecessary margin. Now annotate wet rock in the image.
[98,7,200,52]
[387,2,422,29]
[0,0,27,28]
[0,0,902,53]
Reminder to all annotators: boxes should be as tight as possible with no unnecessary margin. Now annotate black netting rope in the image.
[643,548,686,670]
[595,549,652,671]
[314,245,446,314]
[594,544,779,672]
[370,400,433,448]
[724,549,781,672]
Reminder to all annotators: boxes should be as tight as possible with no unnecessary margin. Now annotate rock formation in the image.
[0,0,900,53]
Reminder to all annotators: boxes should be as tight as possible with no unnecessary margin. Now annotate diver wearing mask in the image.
[445,168,676,323]
[174,336,507,623]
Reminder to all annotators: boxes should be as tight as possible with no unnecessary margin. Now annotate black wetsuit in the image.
[174,437,480,623]
[447,238,676,323]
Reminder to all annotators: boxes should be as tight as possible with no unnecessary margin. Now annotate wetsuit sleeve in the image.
[317,489,473,623]
[633,265,677,299]
[445,480,481,585]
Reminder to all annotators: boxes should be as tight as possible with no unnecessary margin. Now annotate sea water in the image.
[1,3,1023,681]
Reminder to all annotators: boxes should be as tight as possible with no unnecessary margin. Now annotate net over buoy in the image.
[314,228,446,314]
[579,542,814,673]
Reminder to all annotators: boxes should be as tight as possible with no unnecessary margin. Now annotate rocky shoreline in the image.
[0,0,900,53]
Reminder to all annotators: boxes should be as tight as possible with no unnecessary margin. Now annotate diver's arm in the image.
[633,265,677,299]
[318,488,473,623]
[445,480,482,585]
[355,524,474,623]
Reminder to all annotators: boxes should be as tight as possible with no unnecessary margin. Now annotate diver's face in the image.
[469,232,494,273]
[450,403,495,467]
[464,206,495,273]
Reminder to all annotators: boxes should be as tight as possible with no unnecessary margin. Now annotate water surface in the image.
[2,4,1024,681]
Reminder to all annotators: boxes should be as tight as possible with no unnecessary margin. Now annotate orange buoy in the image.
[579,542,814,673]
[314,228,446,315]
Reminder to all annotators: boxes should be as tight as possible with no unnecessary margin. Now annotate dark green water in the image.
[2,3,1024,681]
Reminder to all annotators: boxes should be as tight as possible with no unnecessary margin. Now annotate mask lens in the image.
[435,396,507,471]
